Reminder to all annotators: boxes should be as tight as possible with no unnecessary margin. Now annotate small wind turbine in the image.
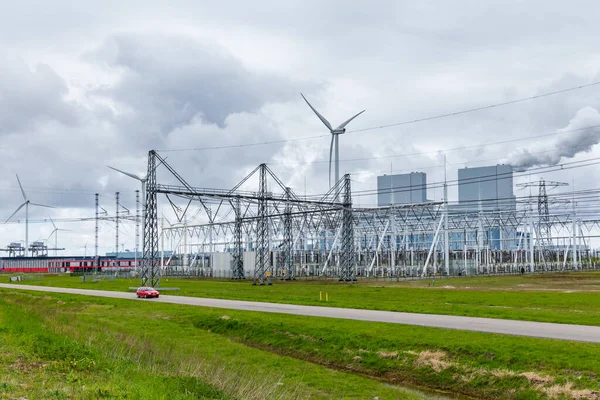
[301,94,365,188]
[80,243,89,258]
[5,174,55,255]
[107,157,167,256]
[47,216,71,256]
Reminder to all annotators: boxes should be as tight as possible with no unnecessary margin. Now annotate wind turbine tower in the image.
[47,216,70,256]
[5,174,54,255]
[301,94,365,188]
[108,159,165,259]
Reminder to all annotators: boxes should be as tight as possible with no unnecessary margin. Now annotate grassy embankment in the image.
[8,272,600,326]
[0,290,427,399]
[1,289,600,399]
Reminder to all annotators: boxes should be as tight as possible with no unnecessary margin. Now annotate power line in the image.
[273,123,600,167]
[156,80,600,153]
[346,157,600,198]
[347,137,600,177]
[348,81,600,133]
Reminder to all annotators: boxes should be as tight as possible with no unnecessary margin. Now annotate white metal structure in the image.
[5,174,54,255]
[47,216,70,256]
[108,158,167,257]
[301,94,365,188]
[107,165,148,260]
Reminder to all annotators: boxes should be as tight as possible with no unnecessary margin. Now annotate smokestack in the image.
[506,107,600,170]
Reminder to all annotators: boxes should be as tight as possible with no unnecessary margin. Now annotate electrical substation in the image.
[128,150,600,288]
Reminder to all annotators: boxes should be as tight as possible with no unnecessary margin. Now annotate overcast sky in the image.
[1,0,600,256]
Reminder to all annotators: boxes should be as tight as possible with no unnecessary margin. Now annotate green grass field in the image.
[6,272,600,326]
[1,288,599,399]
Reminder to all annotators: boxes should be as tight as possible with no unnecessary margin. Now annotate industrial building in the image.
[457,164,516,212]
[456,164,518,250]
[377,172,428,206]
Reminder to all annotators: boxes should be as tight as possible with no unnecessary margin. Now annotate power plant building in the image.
[457,164,517,250]
[457,164,516,212]
[377,172,427,206]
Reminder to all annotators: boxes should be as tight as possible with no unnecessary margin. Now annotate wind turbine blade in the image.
[161,213,173,227]
[142,156,169,180]
[107,166,143,181]
[15,174,27,201]
[334,109,366,131]
[49,216,57,230]
[47,229,57,241]
[29,202,55,209]
[329,134,334,188]
[301,93,333,131]
[5,202,26,223]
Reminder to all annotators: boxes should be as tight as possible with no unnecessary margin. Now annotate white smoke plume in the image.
[507,107,600,170]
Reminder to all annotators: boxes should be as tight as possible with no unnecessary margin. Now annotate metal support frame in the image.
[115,191,119,261]
[142,150,160,288]
[94,193,99,273]
[339,174,356,281]
[253,164,271,285]
[232,196,244,279]
[282,187,294,280]
[135,189,140,270]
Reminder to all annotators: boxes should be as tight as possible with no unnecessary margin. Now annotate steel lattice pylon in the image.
[232,197,244,279]
[281,187,294,280]
[253,164,271,285]
[340,174,356,281]
[538,179,552,266]
[142,150,160,288]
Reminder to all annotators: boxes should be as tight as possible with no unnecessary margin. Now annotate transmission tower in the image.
[517,179,568,268]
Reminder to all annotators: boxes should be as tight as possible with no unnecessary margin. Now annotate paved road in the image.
[2,283,600,343]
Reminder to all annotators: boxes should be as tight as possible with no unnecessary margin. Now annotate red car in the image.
[136,286,159,298]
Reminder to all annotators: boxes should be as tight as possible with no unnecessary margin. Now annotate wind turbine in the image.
[301,94,365,188]
[80,243,89,258]
[5,174,55,255]
[107,158,166,259]
[47,216,71,256]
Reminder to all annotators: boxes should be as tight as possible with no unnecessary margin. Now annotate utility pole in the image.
[135,189,140,272]
[115,191,119,274]
[443,153,449,275]
[95,193,99,274]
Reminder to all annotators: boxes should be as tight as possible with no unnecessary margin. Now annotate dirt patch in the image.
[519,371,554,385]
[219,315,230,320]
[542,383,600,399]
[415,350,455,372]
[12,358,48,373]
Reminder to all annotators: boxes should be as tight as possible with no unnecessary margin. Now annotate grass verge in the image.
[0,289,428,399]
[2,288,600,399]
[5,272,600,326]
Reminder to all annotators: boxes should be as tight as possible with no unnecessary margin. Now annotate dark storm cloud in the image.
[0,58,80,134]
[91,34,302,136]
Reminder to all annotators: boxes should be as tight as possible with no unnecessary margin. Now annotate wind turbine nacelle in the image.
[332,129,346,135]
